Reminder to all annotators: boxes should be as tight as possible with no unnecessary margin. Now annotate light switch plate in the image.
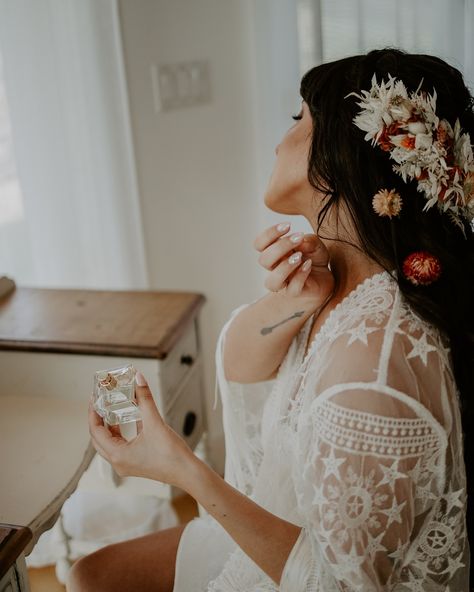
[151,59,212,112]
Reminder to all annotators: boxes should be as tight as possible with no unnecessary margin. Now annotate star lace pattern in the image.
[208,269,468,591]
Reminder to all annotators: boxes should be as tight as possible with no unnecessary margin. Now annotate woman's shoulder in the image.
[321,274,449,364]
[306,285,455,433]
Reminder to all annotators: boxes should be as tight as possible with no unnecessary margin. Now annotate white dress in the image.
[173,268,469,591]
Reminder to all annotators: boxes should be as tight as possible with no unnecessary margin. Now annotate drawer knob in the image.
[183,411,197,436]
[181,354,194,366]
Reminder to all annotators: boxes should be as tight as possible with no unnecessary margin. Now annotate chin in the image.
[263,184,302,215]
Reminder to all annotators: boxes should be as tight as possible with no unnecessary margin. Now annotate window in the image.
[297,0,470,90]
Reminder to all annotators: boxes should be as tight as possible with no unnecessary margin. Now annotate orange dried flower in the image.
[372,189,403,218]
[400,135,416,150]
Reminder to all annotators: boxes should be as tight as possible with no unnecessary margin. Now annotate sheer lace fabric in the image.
[206,269,469,591]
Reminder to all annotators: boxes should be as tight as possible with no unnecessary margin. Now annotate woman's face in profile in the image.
[264,99,315,215]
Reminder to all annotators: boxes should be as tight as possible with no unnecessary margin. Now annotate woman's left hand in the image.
[88,371,195,490]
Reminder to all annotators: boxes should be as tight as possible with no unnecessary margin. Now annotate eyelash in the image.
[292,113,303,121]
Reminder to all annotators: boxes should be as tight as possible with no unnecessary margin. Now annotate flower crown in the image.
[345,73,474,238]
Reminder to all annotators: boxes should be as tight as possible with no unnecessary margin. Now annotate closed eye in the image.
[292,112,303,121]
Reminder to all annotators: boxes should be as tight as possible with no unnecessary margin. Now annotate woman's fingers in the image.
[88,397,127,457]
[254,221,332,296]
[134,372,163,426]
[251,221,335,308]
[284,257,314,296]
[257,229,321,272]
[263,250,312,292]
[258,232,304,269]
[253,221,291,252]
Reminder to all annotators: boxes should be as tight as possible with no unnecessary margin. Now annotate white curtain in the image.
[297,0,474,92]
[0,0,148,289]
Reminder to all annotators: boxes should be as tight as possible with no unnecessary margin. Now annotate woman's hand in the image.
[254,222,335,310]
[88,372,195,490]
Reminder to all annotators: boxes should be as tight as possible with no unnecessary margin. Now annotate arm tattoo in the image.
[260,310,305,335]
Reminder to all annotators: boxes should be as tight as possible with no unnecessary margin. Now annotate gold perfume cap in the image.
[98,372,117,390]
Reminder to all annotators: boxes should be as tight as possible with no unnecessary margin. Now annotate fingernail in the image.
[276,222,290,232]
[136,371,147,386]
[301,259,312,272]
[288,251,302,264]
[290,232,304,243]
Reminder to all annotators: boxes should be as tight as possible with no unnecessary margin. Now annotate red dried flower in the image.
[377,122,401,151]
[402,251,442,286]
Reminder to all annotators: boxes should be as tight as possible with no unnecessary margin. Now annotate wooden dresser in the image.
[0,287,207,590]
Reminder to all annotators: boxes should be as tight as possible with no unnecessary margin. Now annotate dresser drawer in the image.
[167,364,205,499]
[165,363,204,452]
[159,320,198,407]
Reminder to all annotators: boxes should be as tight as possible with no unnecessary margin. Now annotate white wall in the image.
[119,0,260,473]
[118,0,308,473]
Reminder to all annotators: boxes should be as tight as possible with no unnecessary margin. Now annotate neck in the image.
[325,241,385,299]
[306,208,386,302]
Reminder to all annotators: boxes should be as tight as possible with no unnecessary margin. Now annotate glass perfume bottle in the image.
[93,363,141,427]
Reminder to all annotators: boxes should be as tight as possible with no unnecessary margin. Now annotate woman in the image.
[67,47,473,591]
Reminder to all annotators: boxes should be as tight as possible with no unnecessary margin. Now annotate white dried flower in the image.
[372,188,403,218]
[345,74,474,234]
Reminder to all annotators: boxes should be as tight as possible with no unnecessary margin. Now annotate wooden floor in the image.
[28,493,199,592]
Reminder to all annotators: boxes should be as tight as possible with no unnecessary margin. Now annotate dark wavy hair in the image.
[300,47,474,580]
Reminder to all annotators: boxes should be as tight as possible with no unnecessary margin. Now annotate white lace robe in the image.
[172,269,469,591]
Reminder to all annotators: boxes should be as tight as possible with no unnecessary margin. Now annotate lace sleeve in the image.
[280,383,449,591]
[214,299,275,497]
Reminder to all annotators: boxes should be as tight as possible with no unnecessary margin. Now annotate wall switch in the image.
[151,59,212,112]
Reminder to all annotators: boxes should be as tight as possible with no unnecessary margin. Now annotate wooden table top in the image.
[0,287,206,358]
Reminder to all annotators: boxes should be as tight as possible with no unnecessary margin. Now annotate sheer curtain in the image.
[0,0,148,289]
[297,0,474,91]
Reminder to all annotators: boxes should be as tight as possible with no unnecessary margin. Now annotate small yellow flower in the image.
[372,188,403,218]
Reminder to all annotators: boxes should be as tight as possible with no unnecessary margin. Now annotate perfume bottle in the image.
[93,363,141,426]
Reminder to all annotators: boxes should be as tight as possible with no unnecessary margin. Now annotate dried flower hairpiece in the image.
[346,74,474,237]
